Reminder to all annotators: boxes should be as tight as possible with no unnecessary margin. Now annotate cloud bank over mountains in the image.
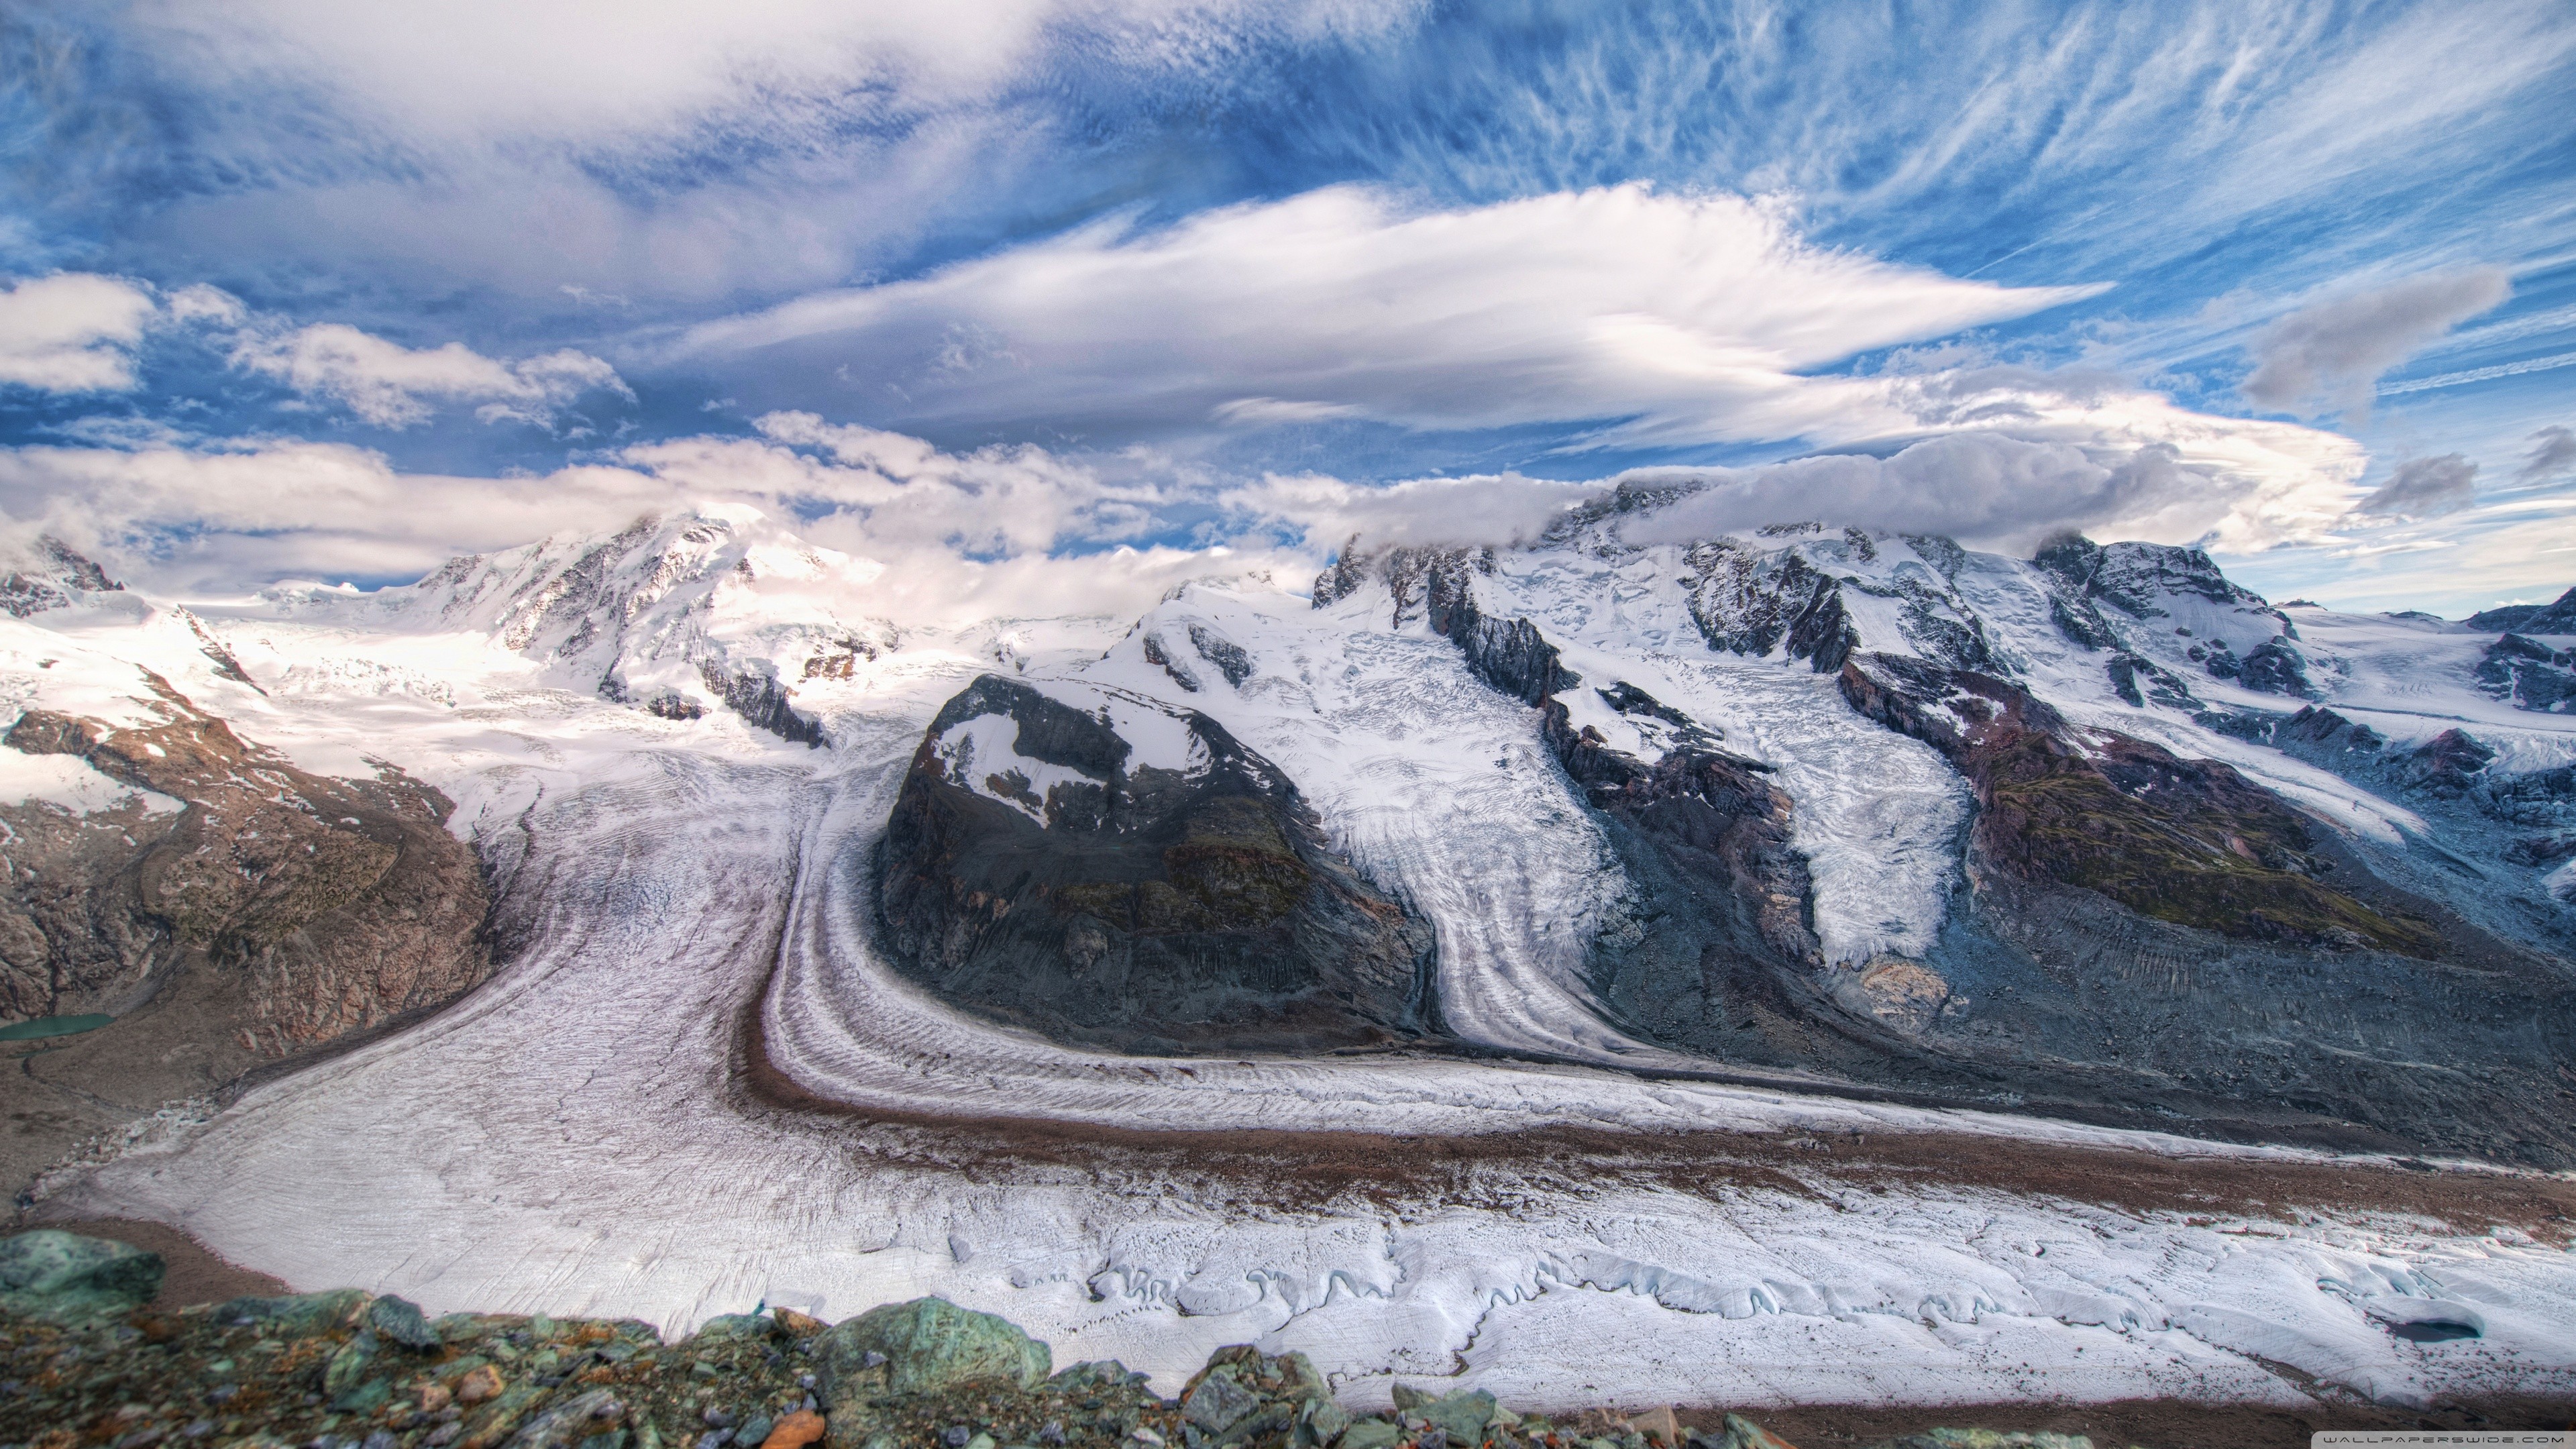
[2,0,2571,613]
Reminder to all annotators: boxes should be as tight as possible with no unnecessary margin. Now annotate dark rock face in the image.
[2477,633,2576,713]
[1841,657,2434,954]
[1543,692,1830,1055]
[2105,653,2200,710]
[1835,653,2576,1166]
[875,676,1436,1054]
[2277,705,2385,753]
[698,662,826,746]
[2468,586,2576,634]
[2234,637,2315,697]
[2036,534,2312,696]
[0,683,492,1193]
[1388,557,1837,1067]
[2404,729,2497,796]
[1674,537,1980,673]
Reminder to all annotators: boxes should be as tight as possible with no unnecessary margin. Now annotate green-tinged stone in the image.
[0,1230,165,1324]
[1183,1372,1258,1433]
[1301,1399,1351,1448]
[812,1296,1051,1405]
[1709,1416,1801,1449]
[456,1382,548,1449]
[366,1293,440,1350]
[323,1331,378,1401]
[216,1288,370,1334]
[1337,1421,1402,1449]
[437,1312,531,1342]
[503,1388,627,1449]
[694,1313,771,1341]
[1415,1391,1495,1442]
[1918,1433,2096,1449]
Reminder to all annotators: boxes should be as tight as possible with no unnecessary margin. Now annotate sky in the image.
[1,0,2571,615]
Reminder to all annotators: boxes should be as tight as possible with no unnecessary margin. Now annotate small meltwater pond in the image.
[0,1014,114,1043]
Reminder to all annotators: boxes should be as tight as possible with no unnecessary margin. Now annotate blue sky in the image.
[1,0,2570,613]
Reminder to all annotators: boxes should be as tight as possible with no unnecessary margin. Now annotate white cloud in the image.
[1226,471,1605,553]
[0,274,161,393]
[130,0,1417,149]
[2241,268,2512,416]
[2357,453,2477,519]
[674,184,2107,447]
[0,428,1314,626]
[1874,368,2369,552]
[229,323,633,429]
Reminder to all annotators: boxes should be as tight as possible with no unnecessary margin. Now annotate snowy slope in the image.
[4,502,2572,1415]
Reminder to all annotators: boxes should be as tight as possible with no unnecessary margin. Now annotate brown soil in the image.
[1703,1395,2576,1448]
[737,1000,2576,1244]
[42,1216,287,1307]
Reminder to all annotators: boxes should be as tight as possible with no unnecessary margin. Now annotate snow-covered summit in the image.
[258,505,900,744]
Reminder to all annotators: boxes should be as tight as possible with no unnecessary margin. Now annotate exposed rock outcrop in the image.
[1838,656,2436,955]
[2467,585,2576,635]
[2477,633,2576,713]
[0,682,491,1193]
[0,537,121,620]
[875,676,1437,1054]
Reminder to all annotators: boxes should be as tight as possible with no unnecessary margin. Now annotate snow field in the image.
[51,740,2575,1413]
[12,513,2576,1416]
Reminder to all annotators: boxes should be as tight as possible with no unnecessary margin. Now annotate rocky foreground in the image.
[0,1230,2145,1449]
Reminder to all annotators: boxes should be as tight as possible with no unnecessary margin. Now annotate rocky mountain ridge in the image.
[861,490,2576,1162]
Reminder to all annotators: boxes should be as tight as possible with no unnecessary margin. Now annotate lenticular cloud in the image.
[672,184,2107,445]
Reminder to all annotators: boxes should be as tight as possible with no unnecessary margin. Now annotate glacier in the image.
[3,502,2572,1415]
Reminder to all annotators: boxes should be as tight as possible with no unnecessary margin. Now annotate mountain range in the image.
[1,492,2569,1177]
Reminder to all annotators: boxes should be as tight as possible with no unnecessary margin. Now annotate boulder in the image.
[217,1287,372,1334]
[0,1229,164,1323]
[494,1387,623,1449]
[1697,1417,1801,1449]
[366,1293,441,1349]
[812,1296,1051,1421]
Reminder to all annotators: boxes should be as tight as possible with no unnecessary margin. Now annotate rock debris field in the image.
[0,1228,2307,1449]
[8,1230,2576,1449]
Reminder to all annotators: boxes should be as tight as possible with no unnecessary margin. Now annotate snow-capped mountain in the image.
[851,486,2575,1165]
[11,502,2576,1415]
[13,496,2573,1165]
[253,503,910,745]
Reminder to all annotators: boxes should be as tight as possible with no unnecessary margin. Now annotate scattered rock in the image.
[1695,1417,1799,1449]
[496,1387,624,1448]
[1625,1406,1678,1446]
[217,1287,372,1333]
[762,1409,828,1449]
[0,1230,164,1324]
[1896,1423,2092,1433]
[458,1362,508,1403]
